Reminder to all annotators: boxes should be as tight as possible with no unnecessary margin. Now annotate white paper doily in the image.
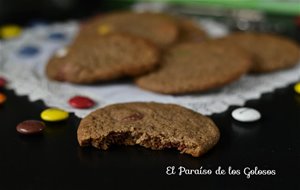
[0,19,299,118]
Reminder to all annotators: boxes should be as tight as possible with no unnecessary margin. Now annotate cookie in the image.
[80,11,179,48]
[222,32,300,72]
[176,18,208,43]
[77,102,220,157]
[135,40,252,94]
[140,13,208,43]
[46,33,159,83]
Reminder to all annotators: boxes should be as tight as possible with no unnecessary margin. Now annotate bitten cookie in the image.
[46,33,159,83]
[135,40,252,94]
[223,32,300,72]
[77,102,220,157]
[80,11,179,48]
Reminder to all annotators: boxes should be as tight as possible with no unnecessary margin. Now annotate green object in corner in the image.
[137,0,300,15]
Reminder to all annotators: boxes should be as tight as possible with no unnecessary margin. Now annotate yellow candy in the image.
[40,108,69,122]
[97,25,112,35]
[0,93,6,104]
[0,25,22,39]
[295,82,300,94]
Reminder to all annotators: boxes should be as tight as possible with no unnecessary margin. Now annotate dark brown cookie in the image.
[135,40,252,94]
[77,102,220,157]
[46,33,159,83]
[222,32,300,72]
[80,11,179,48]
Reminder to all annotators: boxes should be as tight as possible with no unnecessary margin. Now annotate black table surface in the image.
[1,83,299,190]
[1,2,300,190]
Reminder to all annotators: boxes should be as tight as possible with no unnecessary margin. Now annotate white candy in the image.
[231,107,261,122]
[55,48,68,58]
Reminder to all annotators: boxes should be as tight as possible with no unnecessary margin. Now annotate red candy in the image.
[0,77,7,87]
[68,96,95,109]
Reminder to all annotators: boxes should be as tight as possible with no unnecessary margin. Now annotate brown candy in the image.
[16,120,46,135]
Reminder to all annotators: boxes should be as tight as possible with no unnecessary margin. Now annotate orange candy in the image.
[0,93,6,104]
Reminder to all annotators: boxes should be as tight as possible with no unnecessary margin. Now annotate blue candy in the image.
[48,32,66,40]
[18,45,40,57]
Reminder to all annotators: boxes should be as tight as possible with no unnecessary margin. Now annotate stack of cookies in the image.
[46,11,300,94]
[45,11,300,157]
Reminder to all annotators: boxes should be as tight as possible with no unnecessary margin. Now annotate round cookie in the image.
[176,18,208,43]
[223,32,300,72]
[135,40,252,94]
[77,102,220,157]
[139,12,208,43]
[80,11,179,48]
[46,33,159,83]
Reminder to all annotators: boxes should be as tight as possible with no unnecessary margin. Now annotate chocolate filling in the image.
[92,131,195,153]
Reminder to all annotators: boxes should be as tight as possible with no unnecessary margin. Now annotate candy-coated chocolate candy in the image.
[16,120,45,135]
[0,25,22,39]
[69,96,95,109]
[232,107,261,122]
[97,25,112,35]
[0,77,7,87]
[0,93,6,104]
[48,32,66,40]
[18,45,40,57]
[40,108,69,122]
[294,82,300,94]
